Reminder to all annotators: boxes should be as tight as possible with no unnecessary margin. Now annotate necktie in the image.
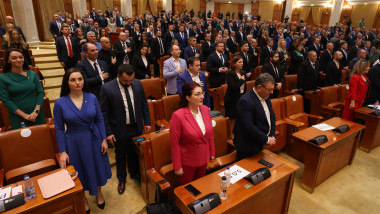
[57,21,61,32]
[181,33,184,40]
[124,85,135,124]
[93,62,100,76]
[66,37,73,58]
[245,53,248,62]
[122,42,126,50]
[159,38,164,55]
[312,63,315,69]
[219,54,224,65]
[193,47,196,54]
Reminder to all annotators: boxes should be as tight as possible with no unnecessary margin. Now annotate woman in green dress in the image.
[0,48,45,129]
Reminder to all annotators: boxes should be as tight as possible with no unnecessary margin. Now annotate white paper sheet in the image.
[312,123,335,131]
[0,186,12,200]
[218,164,250,184]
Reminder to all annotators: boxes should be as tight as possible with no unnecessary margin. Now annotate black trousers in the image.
[115,124,140,182]
[236,150,257,162]
[64,57,78,72]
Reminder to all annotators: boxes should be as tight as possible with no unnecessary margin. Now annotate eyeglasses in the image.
[262,86,274,92]
[193,92,205,97]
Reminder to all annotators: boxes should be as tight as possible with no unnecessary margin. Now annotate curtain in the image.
[137,0,148,16]
[148,0,157,15]
[92,0,113,14]
[299,6,311,22]
[351,5,377,29]
[258,1,275,22]
[311,7,323,25]
[219,3,239,18]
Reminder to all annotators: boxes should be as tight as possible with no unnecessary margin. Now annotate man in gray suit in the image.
[163,45,187,95]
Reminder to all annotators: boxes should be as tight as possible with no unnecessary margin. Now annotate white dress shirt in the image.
[117,78,136,124]
[87,59,104,84]
[190,72,201,84]
[191,107,206,135]
[253,88,271,136]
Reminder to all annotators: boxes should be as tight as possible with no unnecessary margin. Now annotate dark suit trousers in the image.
[236,150,257,162]
[153,57,161,77]
[64,56,78,71]
[270,89,280,99]
[115,124,140,182]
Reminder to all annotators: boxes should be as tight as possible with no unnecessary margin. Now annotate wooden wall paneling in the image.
[321,8,331,25]
[86,0,91,11]
[113,0,121,10]
[200,0,206,13]
[38,0,65,40]
[374,5,380,29]
[340,0,352,24]
[273,1,284,21]
[251,1,259,16]
[173,0,186,15]
[291,7,300,22]
[32,0,45,41]
[214,3,220,15]
[238,4,244,14]
[63,0,73,16]
[132,1,137,16]
[3,0,13,17]
[156,0,163,13]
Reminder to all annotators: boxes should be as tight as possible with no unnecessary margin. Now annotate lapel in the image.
[131,79,138,108]
[184,70,192,82]
[114,79,126,113]
[183,107,207,141]
[250,90,268,127]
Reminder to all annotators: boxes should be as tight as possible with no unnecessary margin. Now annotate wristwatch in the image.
[34,109,40,114]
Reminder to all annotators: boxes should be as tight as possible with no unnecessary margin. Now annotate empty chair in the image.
[319,85,342,119]
[0,124,59,185]
[246,80,255,92]
[140,78,166,100]
[252,66,262,80]
[283,75,299,96]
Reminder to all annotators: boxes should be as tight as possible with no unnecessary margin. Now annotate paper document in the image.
[0,186,11,200]
[218,164,250,184]
[312,123,335,131]
[12,185,23,196]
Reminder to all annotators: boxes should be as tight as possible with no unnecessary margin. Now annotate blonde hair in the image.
[9,29,28,49]
[277,39,287,52]
[3,23,15,43]
[351,59,369,76]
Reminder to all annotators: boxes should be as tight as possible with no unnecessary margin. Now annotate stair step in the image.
[35,56,59,63]
[37,45,57,49]
[44,88,61,101]
[32,49,57,57]
[39,41,55,45]
[43,77,63,88]
[40,69,64,78]
[37,62,62,70]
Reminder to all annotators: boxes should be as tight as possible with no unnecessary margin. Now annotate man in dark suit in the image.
[49,13,62,40]
[366,63,380,105]
[207,41,228,88]
[80,17,91,35]
[339,42,349,68]
[261,51,285,98]
[145,25,154,46]
[105,7,112,18]
[326,51,343,86]
[297,51,319,113]
[308,38,321,58]
[100,64,151,194]
[151,30,165,77]
[76,43,110,98]
[177,57,211,107]
[163,25,176,54]
[116,12,124,27]
[234,73,276,161]
[260,39,274,65]
[98,37,117,79]
[56,24,81,71]
[227,31,238,54]
[114,31,136,70]
[249,39,259,69]
[184,37,200,60]
[348,39,362,61]
[66,19,77,36]
[235,26,244,44]
[175,25,188,51]
[239,41,253,76]
[201,32,213,62]
[0,16,26,42]
[319,43,334,74]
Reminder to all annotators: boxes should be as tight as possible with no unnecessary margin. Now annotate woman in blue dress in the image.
[54,68,111,213]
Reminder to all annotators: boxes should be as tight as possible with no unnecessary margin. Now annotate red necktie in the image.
[66,37,73,58]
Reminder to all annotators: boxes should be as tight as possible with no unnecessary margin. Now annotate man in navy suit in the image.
[260,39,274,65]
[207,41,228,88]
[49,14,62,40]
[177,57,211,107]
[235,73,276,161]
[100,64,151,194]
[76,43,110,99]
[184,37,200,60]
[175,25,188,51]
[0,16,26,42]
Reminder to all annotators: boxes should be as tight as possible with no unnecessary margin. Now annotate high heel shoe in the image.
[97,201,105,209]
[85,208,90,214]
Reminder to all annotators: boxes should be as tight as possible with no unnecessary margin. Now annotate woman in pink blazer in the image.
[342,60,371,121]
[170,81,215,185]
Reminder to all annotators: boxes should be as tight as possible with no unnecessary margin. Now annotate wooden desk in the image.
[288,117,365,193]
[3,165,85,214]
[354,107,380,152]
[174,150,299,214]
[304,90,321,115]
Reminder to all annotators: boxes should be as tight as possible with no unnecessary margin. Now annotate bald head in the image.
[357,49,366,59]
[326,43,334,51]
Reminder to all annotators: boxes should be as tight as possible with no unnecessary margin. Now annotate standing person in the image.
[342,60,371,121]
[224,55,246,132]
[132,44,153,79]
[206,41,228,88]
[201,32,213,62]
[326,51,343,86]
[0,49,45,129]
[261,51,285,98]
[170,81,215,185]
[3,30,32,66]
[184,37,200,60]
[74,28,87,51]
[288,43,304,75]
[163,45,187,95]
[234,73,276,161]
[151,30,165,77]
[54,68,112,214]
[100,64,151,194]
[114,32,136,69]
[49,13,62,40]
[98,37,117,79]
[56,24,81,71]
[365,61,380,105]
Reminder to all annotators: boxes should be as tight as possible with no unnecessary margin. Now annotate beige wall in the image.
[186,0,200,13]
[39,0,65,40]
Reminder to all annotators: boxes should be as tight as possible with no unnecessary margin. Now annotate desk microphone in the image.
[187,193,221,214]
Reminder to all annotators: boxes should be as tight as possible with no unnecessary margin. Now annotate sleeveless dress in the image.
[53,92,112,195]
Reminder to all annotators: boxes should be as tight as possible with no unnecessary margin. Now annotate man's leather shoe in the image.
[117,181,125,194]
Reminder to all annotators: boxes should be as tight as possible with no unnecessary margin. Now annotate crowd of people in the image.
[0,6,380,213]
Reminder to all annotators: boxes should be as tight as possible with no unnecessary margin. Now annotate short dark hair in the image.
[82,42,90,52]
[255,73,275,88]
[269,51,279,58]
[60,68,89,97]
[118,64,135,76]
[241,41,249,47]
[186,57,200,68]
[188,36,196,41]
[215,41,224,47]
[179,81,202,108]
[138,44,148,55]
[3,48,29,73]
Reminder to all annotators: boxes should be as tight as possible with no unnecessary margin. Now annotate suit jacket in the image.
[224,71,246,103]
[297,60,319,91]
[234,89,276,155]
[201,41,212,62]
[249,47,259,69]
[163,31,175,53]
[183,46,200,59]
[177,71,211,107]
[146,32,153,46]
[116,16,123,27]
[169,105,215,169]
[239,52,253,74]
[366,63,380,104]
[132,54,153,79]
[113,40,136,68]
[80,22,91,35]
[340,48,349,67]
[326,61,342,86]
[260,46,272,65]
[206,52,228,88]
[227,37,237,54]
[76,59,109,98]
[289,51,304,75]
[308,44,321,58]
[55,36,81,64]
[100,78,151,139]
[235,31,244,44]
[319,50,333,72]
[348,45,359,61]
[163,57,187,94]
[174,32,188,50]
[49,20,61,37]
[151,37,165,59]
[261,62,285,85]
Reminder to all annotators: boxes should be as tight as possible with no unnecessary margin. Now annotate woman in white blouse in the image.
[132,44,153,79]
[224,55,246,132]
[108,17,117,33]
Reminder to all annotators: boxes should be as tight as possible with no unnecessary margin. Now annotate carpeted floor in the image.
[86,146,380,214]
